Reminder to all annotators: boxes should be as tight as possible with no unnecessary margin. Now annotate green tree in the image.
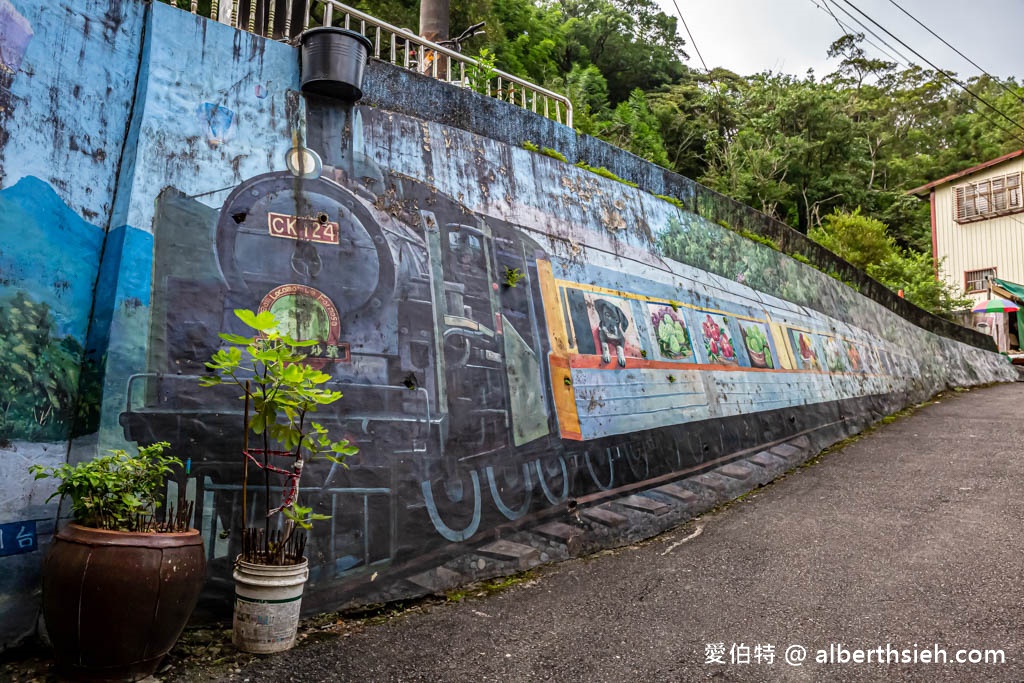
[597,89,669,166]
[868,252,971,316]
[555,0,688,104]
[0,292,87,441]
[700,73,866,233]
[548,63,610,135]
[648,67,744,180]
[809,209,893,271]
[810,209,969,316]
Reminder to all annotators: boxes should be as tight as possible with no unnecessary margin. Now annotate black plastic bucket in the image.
[300,28,373,101]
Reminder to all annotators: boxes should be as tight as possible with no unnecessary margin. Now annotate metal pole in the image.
[418,0,449,43]
[242,380,250,554]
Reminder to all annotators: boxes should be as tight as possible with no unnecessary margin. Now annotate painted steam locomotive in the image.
[120,132,912,586]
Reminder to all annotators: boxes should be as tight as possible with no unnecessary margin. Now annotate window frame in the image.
[953,171,1023,223]
[964,267,997,294]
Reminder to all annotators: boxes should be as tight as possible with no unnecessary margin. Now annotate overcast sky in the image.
[657,0,1024,81]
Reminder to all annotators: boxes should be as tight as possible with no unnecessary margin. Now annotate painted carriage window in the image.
[875,349,889,374]
[738,322,773,369]
[696,313,739,366]
[790,330,821,370]
[843,341,865,372]
[861,345,881,374]
[564,290,641,366]
[648,303,694,362]
[820,336,847,373]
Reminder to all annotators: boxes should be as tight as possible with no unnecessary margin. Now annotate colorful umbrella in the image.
[971,297,1020,313]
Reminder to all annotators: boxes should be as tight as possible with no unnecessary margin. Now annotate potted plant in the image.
[29,442,204,681]
[200,309,357,654]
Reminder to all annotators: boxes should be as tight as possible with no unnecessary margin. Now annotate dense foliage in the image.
[810,210,971,314]
[0,292,101,441]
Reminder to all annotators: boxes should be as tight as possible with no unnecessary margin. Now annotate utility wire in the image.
[670,0,709,73]
[826,0,920,71]
[835,0,1024,139]
[885,0,1022,102]
[820,0,1024,147]
[811,0,905,67]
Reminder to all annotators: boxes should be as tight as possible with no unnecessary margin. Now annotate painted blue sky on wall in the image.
[0,176,104,341]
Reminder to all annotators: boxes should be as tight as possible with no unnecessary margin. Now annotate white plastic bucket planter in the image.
[232,557,309,653]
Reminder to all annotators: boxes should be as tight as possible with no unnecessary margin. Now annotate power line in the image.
[818,0,1024,147]
[835,0,1024,139]
[884,0,1022,102]
[811,0,904,67]
[670,0,709,73]
[825,0,919,71]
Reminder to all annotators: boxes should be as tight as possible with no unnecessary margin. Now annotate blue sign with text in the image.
[0,520,38,556]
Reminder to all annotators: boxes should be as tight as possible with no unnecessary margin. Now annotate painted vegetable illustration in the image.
[651,307,692,359]
[797,332,819,369]
[701,314,735,364]
[823,337,846,372]
[845,341,862,371]
[741,324,773,369]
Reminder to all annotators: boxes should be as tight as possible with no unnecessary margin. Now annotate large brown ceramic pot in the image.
[42,524,206,681]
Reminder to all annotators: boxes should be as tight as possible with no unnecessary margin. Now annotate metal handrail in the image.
[173,0,573,127]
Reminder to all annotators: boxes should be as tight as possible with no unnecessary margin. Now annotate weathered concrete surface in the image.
[203,383,1024,682]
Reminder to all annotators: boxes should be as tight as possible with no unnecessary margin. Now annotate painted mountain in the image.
[0,176,104,440]
[0,175,104,342]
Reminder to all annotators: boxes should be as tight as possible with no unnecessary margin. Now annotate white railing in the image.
[168,0,573,127]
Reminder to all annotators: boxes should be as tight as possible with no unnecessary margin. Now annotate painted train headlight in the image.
[285,146,323,179]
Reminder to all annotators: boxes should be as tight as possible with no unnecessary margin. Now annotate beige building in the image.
[909,150,1024,351]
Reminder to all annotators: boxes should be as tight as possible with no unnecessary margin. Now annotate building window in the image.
[965,267,996,293]
[954,171,1022,223]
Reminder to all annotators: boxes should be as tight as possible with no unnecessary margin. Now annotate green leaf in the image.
[235,309,278,332]
[235,309,261,329]
[219,332,255,345]
[332,442,359,456]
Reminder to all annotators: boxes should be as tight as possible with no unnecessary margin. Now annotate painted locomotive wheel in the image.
[585,447,615,491]
[623,443,650,480]
[534,455,569,505]
[486,462,533,520]
[420,469,482,543]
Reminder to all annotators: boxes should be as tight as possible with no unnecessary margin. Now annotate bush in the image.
[30,442,183,532]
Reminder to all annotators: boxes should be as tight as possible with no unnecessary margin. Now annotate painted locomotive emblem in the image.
[268,211,340,244]
[257,284,349,364]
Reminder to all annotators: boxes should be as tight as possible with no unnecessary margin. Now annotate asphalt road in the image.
[214,383,1024,682]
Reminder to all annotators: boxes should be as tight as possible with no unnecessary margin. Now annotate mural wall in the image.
[0,0,145,647]
[0,0,1016,647]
